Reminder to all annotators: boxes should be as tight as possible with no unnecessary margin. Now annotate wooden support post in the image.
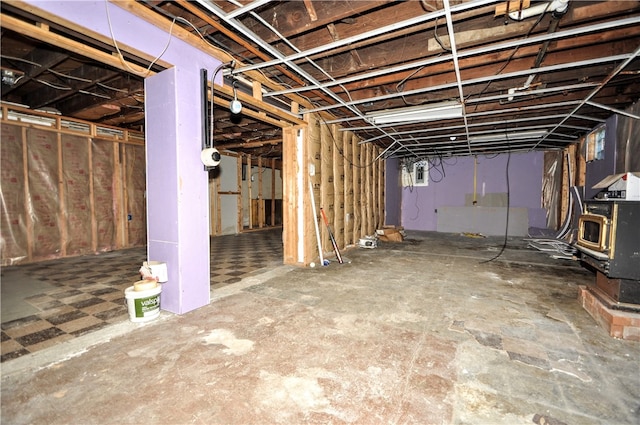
[258,156,264,228]
[237,154,243,233]
[282,125,305,265]
[247,153,253,230]
[332,124,344,248]
[271,157,276,227]
[344,132,354,246]
[320,119,333,253]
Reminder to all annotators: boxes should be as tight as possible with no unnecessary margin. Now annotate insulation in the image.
[1,121,146,265]
[0,124,27,264]
[123,143,146,246]
[92,139,117,251]
[27,128,61,259]
[542,151,562,230]
[62,134,91,255]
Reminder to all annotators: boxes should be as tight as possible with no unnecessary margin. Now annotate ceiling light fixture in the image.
[365,101,463,124]
[230,80,242,114]
[469,130,548,143]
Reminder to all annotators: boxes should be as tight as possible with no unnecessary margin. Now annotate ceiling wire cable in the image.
[47,69,93,83]
[0,55,42,67]
[480,130,512,264]
[209,61,236,148]
[104,0,176,77]
[196,0,423,161]
[96,82,129,93]
[34,79,72,90]
[472,2,550,107]
[223,0,362,113]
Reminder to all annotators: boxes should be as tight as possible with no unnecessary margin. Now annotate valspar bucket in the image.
[124,285,161,322]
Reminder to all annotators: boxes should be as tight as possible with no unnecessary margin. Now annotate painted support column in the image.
[23,1,224,314]
[145,66,210,314]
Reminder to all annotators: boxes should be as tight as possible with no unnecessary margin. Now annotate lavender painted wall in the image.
[399,152,546,231]
[384,157,402,226]
[28,1,223,314]
[146,67,211,313]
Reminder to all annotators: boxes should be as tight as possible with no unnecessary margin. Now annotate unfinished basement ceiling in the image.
[2,0,640,160]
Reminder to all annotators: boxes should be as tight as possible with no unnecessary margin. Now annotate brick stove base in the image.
[578,286,640,341]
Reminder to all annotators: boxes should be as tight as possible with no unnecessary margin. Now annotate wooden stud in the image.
[247,153,253,230]
[252,81,263,101]
[237,154,244,234]
[332,123,344,248]
[282,126,300,265]
[271,158,276,227]
[21,127,34,261]
[88,137,98,252]
[258,156,264,228]
[57,131,67,256]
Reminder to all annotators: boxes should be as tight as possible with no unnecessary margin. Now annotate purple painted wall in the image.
[397,152,546,231]
[146,67,211,313]
[29,1,222,314]
[384,157,402,226]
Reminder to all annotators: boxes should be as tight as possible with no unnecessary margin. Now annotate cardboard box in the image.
[376,226,404,242]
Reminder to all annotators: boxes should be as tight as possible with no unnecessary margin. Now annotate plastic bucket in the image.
[124,285,161,322]
[143,261,168,283]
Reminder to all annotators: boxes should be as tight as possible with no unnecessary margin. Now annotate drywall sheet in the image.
[437,206,529,236]
[62,134,91,255]
[0,124,28,264]
[92,139,116,250]
[27,128,61,258]
[124,144,146,246]
[464,192,508,207]
[220,194,238,235]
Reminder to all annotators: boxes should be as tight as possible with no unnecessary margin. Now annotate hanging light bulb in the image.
[230,80,242,114]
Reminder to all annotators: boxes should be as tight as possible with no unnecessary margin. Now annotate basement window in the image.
[586,125,606,162]
[402,160,429,187]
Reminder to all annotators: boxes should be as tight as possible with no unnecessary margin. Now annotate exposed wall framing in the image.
[0,104,145,266]
[285,113,384,266]
[208,152,283,236]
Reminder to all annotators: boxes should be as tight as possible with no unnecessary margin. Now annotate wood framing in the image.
[287,113,384,266]
[0,104,144,265]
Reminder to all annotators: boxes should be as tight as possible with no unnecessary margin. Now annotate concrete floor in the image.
[2,232,639,424]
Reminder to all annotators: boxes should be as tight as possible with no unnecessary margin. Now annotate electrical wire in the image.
[48,69,93,83]
[209,61,236,148]
[470,3,550,108]
[35,79,71,90]
[104,0,176,77]
[480,138,511,264]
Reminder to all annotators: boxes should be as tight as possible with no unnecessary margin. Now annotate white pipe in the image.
[509,0,569,21]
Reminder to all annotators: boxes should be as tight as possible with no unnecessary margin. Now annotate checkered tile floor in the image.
[1,228,283,362]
